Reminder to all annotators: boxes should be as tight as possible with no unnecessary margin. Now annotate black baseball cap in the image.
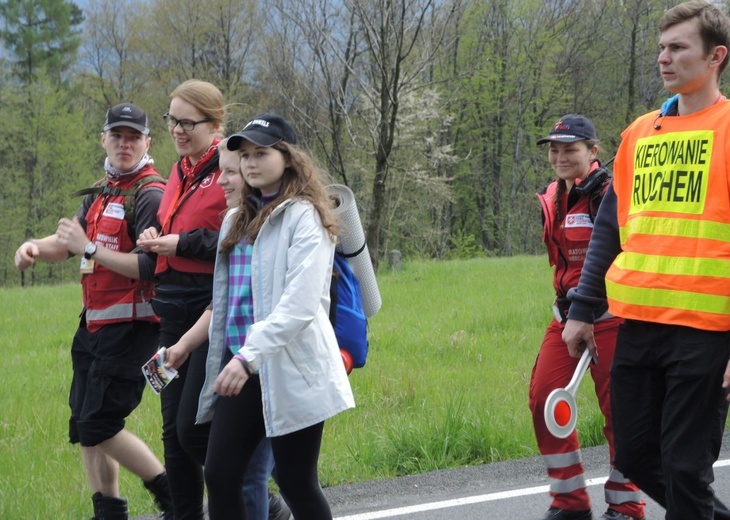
[103,103,150,135]
[227,114,298,150]
[536,114,596,145]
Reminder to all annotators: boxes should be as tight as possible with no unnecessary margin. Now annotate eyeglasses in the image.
[163,113,212,131]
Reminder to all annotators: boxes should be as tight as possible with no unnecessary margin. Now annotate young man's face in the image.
[658,18,718,95]
[101,127,150,171]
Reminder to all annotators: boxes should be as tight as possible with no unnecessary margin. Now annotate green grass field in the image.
[0,255,612,518]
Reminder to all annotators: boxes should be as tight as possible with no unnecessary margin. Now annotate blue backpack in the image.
[330,253,369,368]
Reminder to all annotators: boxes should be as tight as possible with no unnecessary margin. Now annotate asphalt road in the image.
[135,431,730,520]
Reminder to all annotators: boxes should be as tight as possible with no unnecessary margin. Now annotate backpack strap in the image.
[122,175,166,231]
[329,264,340,326]
[70,178,106,198]
[72,174,166,239]
[71,183,142,198]
[339,241,367,259]
[575,165,612,223]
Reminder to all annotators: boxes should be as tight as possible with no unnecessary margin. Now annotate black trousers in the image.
[154,287,212,520]
[611,320,730,520]
[204,370,331,520]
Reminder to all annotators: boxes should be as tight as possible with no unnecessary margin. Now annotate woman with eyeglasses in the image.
[138,79,228,520]
[140,81,291,520]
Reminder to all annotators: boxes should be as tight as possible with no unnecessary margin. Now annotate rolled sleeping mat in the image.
[327,184,382,317]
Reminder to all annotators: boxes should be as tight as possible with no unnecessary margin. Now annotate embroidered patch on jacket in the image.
[565,213,593,228]
[102,202,125,220]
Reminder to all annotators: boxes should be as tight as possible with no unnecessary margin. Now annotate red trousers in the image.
[529,317,644,518]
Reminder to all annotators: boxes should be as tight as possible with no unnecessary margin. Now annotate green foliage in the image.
[448,229,482,259]
[0,77,99,286]
[0,0,695,282]
[381,89,459,259]
[440,0,672,257]
[0,0,83,82]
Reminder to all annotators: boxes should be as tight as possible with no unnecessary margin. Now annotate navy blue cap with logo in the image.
[227,114,298,150]
[103,103,150,135]
[536,114,596,145]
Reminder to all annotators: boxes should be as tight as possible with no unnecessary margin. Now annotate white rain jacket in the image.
[196,199,355,436]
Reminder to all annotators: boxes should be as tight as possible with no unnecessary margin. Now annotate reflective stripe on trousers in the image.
[605,469,642,505]
[544,450,586,494]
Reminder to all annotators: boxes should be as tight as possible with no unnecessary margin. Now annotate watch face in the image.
[84,242,97,258]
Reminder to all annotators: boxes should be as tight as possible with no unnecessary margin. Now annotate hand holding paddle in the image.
[544,347,594,439]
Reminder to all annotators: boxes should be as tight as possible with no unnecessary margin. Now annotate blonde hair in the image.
[170,79,226,132]
[220,141,338,253]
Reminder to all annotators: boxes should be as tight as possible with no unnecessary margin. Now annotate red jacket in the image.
[82,167,164,332]
[156,156,226,276]
[536,163,609,298]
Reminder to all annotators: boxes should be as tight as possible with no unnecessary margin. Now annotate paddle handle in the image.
[564,347,592,395]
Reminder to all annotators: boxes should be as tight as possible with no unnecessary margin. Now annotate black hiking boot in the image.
[143,472,174,520]
[91,492,129,520]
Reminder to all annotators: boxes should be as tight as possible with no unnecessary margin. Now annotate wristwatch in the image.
[84,242,98,260]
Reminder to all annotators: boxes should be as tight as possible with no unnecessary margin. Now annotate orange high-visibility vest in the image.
[606,101,730,331]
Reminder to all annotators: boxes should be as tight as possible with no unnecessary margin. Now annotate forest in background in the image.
[0,0,702,286]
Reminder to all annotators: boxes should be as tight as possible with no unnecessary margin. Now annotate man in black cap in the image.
[14,103,173,520]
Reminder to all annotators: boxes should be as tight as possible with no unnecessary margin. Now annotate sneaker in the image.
[538,507,593,520]
[600,509,645,520]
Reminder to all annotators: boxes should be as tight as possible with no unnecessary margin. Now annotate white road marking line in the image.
[334,458,730,520]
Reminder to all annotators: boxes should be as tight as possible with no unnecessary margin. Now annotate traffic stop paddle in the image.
[544,348,593,439]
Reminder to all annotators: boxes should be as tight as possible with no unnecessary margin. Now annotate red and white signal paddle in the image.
[544,348,594,439]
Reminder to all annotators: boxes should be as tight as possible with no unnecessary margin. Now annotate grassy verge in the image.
[0,256,611,518]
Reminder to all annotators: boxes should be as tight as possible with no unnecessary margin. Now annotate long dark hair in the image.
[220,141,338,253]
